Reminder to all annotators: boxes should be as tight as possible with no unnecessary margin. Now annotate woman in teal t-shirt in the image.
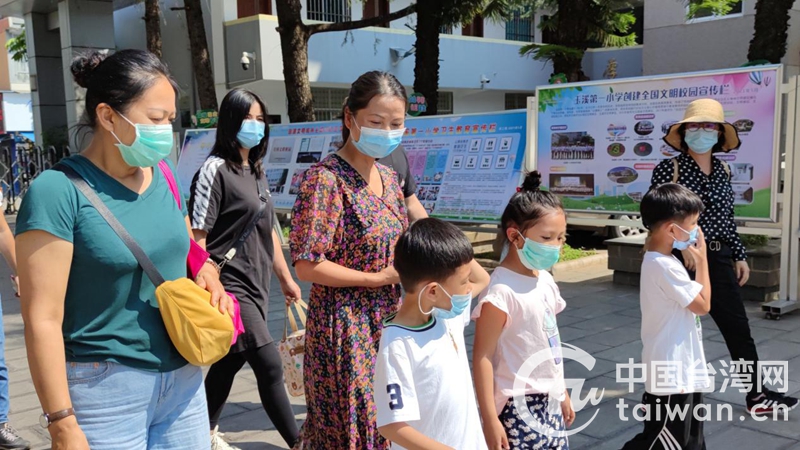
[15,50,230,450]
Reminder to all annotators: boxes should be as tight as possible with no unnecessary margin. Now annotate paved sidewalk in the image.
[3,247,800,449]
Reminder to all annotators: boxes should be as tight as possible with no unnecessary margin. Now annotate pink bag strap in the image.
[158,160,181,209]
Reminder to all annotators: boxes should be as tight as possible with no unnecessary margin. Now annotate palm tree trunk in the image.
[144,0,162,58]
[276,0,315,123]
[413,0,442,116]
[747,0,795,64]
[183,0,218,111]
[554,0,590,82]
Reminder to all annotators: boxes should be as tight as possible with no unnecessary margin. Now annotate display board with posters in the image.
[264,111,527,223]
[535,65,782,221]
[175,129,216,198]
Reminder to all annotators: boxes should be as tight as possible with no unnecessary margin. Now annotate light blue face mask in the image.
[237,119,266,149]
[515,230,561,270]
[352,119,405,159]
[672,223,699,251]
[418,284,472,320]
[112,113,174,167]
[500,242,510,262]
[684,129,718,154]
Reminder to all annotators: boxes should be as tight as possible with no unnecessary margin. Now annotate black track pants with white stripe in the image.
[621,392,706,450]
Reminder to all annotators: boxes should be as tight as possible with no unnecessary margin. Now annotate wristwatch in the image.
[39,408,75,428]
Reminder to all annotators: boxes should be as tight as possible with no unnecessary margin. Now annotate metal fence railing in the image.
[1,145,72,214]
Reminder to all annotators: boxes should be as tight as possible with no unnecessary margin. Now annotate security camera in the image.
[241,52,256,71]
[480,74,491,84]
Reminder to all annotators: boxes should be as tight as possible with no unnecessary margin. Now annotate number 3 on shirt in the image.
[387,383,404,410]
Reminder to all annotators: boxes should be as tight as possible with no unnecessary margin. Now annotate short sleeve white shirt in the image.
[471,267,567,415]
[640,251,710,394]
[375,306,487,450]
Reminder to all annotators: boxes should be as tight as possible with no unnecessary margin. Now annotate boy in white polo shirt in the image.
[375,218,490,450]
[623,183,712,450]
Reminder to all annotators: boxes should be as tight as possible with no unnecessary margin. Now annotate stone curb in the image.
[477,251,609,273]
[550,252,608,275]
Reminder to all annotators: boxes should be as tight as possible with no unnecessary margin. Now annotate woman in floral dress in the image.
[290,71,409,449]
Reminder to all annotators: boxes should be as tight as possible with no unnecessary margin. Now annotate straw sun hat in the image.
[663,98,741,153]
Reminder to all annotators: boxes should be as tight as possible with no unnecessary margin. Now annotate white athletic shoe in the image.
[211,426,241,450]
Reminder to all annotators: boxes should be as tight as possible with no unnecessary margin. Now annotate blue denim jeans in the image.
[0,294,9,423]
[67,361,210,450]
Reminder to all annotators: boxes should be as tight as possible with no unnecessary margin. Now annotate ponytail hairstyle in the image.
[500,171,565,243]
[72,49,179,148]
[339,71,407,147]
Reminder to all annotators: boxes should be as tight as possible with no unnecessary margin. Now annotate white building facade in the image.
[113,0,643,125]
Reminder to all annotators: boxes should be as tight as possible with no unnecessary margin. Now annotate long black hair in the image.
[500,171,565,242]
[71,49,179,146]
[210,88,269,177]
[340,71,407,146]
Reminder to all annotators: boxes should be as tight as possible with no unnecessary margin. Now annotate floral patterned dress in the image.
[290,154,408,450]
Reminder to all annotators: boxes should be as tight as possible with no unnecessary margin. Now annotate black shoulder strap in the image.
[219,178,268,267]
[54,165,166,287]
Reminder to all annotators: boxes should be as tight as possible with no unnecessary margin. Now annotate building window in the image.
[440,24,453,35]
[363,0,389,27]
[462,15,484,38]
[539,15,555,44]
[505,9,535,42]
[311,87,349,122]
[237,0,271,17]
[438,92,453,115]
[505,93,533,110]
[687,0,743,21]
[308,0,351,23]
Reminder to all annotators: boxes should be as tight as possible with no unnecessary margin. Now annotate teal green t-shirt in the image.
[16,155,190,372]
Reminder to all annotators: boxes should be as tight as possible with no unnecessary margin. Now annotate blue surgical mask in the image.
[237,120,266,149]
[672,224,699,251]
[418,284,472,320]
[515,230,561,270]
[684,129,718,154]
[111,113,174,167]
[352,119,405,159]
[500,242,510,262]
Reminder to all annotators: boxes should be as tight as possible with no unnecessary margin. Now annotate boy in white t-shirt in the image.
[623,183,711,450]
[375,218,491,450]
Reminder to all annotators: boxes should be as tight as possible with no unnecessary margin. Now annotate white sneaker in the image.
[211,426,241,450]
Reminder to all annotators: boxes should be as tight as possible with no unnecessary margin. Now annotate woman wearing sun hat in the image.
[650,98,798,415]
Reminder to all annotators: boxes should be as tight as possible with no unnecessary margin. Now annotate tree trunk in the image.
[276,0,315,123]
[413,0,442,116]
[183,0,218,111]
[552,52,587,82]
[144,0,162,58]
[747,0,795,64]
[554,0,590,82]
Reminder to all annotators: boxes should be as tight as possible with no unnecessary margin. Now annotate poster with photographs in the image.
[176,129,216,198]
[535,66,781,221]
[262,111,527,222]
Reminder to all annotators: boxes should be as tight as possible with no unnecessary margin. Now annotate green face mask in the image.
[111,112,174,167]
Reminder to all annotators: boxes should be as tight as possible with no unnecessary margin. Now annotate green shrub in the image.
[740,234,769,248]
[561,244,596,262]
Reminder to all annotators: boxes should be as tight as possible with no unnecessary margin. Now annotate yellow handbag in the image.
[57,165,234,366]
[154,278,234,365]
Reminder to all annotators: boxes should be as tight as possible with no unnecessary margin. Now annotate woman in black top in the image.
[189,89,301,449]
[651,98,797,414]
